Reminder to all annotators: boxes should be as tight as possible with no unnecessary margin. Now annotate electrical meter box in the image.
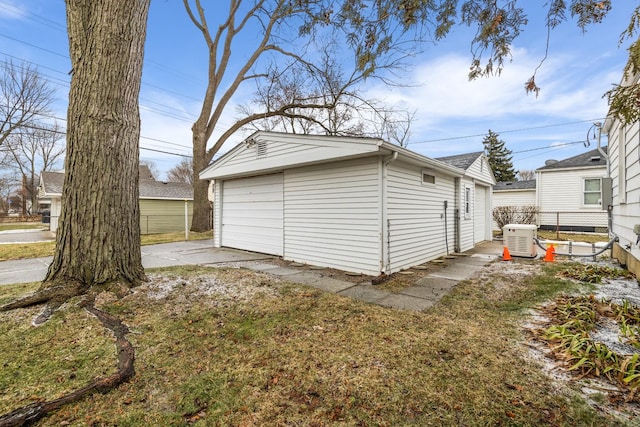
[502,224,537,257]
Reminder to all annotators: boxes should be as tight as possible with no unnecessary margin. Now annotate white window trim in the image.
[618,126,627,204]
[582,177,602,208]
[421,169,436,186]
[464,186,471,219]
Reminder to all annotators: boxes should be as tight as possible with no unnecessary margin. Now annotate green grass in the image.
[537,230,610,244]
[0,223,46,231]
[0,263,629,426]
[0,231,212,261]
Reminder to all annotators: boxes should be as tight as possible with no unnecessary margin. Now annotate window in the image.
[464,187,471,217]
[583,178,602,206]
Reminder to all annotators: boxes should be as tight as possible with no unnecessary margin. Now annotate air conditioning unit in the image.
[502,224,537,257]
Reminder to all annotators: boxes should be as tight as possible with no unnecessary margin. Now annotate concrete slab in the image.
[247,265,301,277]
[0,229,54,244]
[377,293,435,311]
[304,277,355,293]
[454,255,498,266]
[338,284,389,303]
[0,257,52,285]
[428,263,485,281]
[401,278,457,300]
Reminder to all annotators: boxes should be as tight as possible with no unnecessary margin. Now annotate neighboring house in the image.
[436,151,497,246]
[535,148,608,232]
[491,180,537,230]
[38,166,194,234]
[603,68,640,276]
[200,131,495,276]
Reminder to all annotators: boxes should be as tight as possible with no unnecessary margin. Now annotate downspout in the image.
[594,121,613,240]
[382,151,398,274]
[594,122,609,175]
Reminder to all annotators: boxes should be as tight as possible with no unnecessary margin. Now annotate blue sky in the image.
[0,1,636,179]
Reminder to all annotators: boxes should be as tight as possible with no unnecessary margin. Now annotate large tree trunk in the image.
[44,0,150,287]
[190,129,212,232]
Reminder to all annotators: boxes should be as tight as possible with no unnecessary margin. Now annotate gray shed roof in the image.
[39,171,65,195]
[436,151,483,170]
[39,171,193,200]
[494,180,536,191]
[537,147,607,171]
[139,180,193,199]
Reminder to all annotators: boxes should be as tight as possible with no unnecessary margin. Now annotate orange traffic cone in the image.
[543,244,556,262]
[502,246,512,261]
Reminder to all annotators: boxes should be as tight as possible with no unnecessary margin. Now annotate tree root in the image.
[0,283,86,326]
[0,296,135,427]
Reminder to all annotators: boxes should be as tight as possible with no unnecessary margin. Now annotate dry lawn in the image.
[0,261,637,426]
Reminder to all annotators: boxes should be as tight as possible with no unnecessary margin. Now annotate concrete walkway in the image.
[0,239,503,312]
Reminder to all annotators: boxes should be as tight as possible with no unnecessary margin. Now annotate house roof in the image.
[494,180,536,191]
[436,151,484,170]
[200,131,466,180]
[39,170,193,200]
[39,171,65,196]
[536,147,607,171]
[139,180,193,199]
[139,165,155,181]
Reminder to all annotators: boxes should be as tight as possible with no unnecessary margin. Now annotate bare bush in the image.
[493,205,538,231]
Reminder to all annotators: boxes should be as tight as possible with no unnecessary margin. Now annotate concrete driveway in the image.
[0,239,273,286]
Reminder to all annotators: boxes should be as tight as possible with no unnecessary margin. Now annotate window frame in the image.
[583,177,602,207]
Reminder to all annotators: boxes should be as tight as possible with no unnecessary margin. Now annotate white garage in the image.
[221,174,284,256]
[474,184,488,244]
[201,132,495,276]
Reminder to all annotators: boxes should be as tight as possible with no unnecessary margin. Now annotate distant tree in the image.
[517,169,536,181]
[483,130,517,182]
[166,157,194,186]
[4,122,65,214]
[0,60,56,147]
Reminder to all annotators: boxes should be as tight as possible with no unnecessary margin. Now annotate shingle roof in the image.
[139,180,193,199]
[39,171,65,195]
[537,147,607,171]
[39,171,193,200]
[436,151,483,170]
[493,180,536,191]
[139,165,155,181]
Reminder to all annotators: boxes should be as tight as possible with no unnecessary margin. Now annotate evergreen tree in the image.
[482,130,517,182]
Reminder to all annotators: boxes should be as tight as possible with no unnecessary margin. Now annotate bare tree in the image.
[0,60,56,147]
[166,157,194,185]
[184,0,617,232]
[241,49,415,146]
[4,122,65,214]
[517,170,536,181]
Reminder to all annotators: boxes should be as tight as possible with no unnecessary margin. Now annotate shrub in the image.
[492,205,538,231]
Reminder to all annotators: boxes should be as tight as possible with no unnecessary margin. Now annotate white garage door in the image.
[474,185,487,243]
[221,174,284,255]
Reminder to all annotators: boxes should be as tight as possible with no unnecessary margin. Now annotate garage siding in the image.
[284,158,382,275]
[386,161,456,272]
[474,185,487,243]
[458,178,475,253]
[139,199,193,234]
[221,174,284,255]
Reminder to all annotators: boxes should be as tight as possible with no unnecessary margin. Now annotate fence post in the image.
[556,212,560,240]
[184,199,189,241]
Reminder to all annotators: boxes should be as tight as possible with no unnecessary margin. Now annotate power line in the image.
[411,118,607,145]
